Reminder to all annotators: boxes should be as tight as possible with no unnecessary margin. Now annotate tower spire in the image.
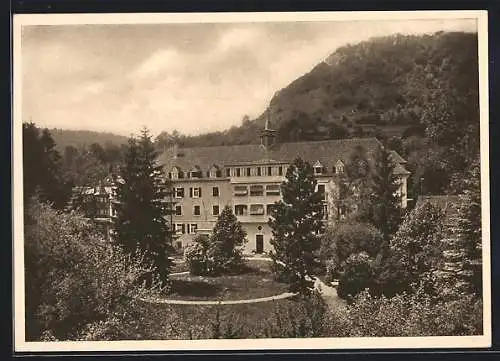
[260,107,276,149]
[265,107,271,131]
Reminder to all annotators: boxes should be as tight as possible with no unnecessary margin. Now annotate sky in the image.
[20,17,477,137]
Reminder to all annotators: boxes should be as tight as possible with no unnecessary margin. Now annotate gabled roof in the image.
[160,137,410,176]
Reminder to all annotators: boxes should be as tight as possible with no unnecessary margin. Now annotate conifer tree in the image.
[369,143,402,260]
[209,205,247,274]
[23,123,71,209]
[113,128,173,282]
[442,158,482,298]
[269,157,325,296]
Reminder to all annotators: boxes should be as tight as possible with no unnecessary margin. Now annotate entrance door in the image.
[256,235,264,254]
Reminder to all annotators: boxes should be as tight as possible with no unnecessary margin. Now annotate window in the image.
[314,161,324,175]
[212,205,220,216]
[176,241,182,249]
[267,166,272,176]
[317,184,326,199]
[236,168,241,177]
[278,166,283,176]
[175,205,182,216]
[323,204,328,219]
[178,171,184,179]
[235,204,248,216]
[190,224,197,233]
[249,204,265,215]
[190,187,201,198]
[266,184,280,196]
[175,187,185,198]
[335,160,345,174]
[250,185,264,196]
[246,167,251,176]
[266,204,277,215]
[257,167,262,176]
[168,172,172,179]
[190,170,202,178]
[186,224,191,234]
[234,185,248,196]
[193,205,201,216]
[226,168,231,177]
[175,224,185,234]
[212,187,219,196]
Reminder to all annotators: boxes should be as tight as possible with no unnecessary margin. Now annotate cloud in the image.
[132,48,185,80]
[20,19,478,137]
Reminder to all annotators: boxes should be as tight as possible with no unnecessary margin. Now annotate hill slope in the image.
[156,31,478,148]
[49,128,129,150]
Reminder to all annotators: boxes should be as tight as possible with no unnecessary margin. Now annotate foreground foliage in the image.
[328,289,483,337]
[24,199,164,341]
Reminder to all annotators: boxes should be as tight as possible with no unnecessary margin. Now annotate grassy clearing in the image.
[166,259,289,301]
[131,298,303,340]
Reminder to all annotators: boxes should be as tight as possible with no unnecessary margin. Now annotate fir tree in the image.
[209,205,247,274]
[269,157,325,296]
[442,158,482,298]
[23,123,71,209]
[113,128,173,282]
[369,143,403,259]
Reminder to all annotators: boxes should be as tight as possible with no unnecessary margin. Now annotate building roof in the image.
[159,137,410,176]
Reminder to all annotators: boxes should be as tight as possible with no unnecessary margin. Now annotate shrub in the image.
[337,252,376,299]
[184,234,213,276]
[24,199,164,341]
[264,291,328,338]
[327,288,483,337]
[320,221,383,279]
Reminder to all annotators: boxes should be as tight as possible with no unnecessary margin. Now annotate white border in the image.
[12,10,491,352]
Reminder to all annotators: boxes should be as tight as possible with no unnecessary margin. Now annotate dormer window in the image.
[313,161,324,175]
[171,166,181,180]
[335,160,345,174]
[190,166,202,178]
[209,165,221,178]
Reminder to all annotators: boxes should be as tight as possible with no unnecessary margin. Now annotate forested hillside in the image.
[155,31,479,199]
[49,128,129,150]
[155,31,477,148]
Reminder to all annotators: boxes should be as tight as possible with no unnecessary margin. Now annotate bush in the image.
[327,288,483,337]
[24,199,164,341]
[184,234,213,276]
[264,291,328,338]
[337,252,376,299]
[320,221,383,279]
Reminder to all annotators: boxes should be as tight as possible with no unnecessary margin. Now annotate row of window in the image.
[227,165,286,178]
[174,204,220,216]
[173,203,328,219]
[172,184,281,198]
[169,163,346,180]
[175,223,198,234]
[174,186,219,198]
[169,165,288,179]
[233,184,280,197]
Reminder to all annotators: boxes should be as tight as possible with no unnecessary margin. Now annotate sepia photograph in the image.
[13,10,490,352]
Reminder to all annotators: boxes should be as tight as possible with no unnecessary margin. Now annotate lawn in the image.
[166,259,290,301]
[131,298,302,340]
